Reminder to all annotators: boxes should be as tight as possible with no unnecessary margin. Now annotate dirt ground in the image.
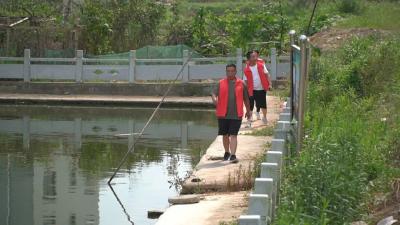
[369,179,400,224]
[309,28,391,52]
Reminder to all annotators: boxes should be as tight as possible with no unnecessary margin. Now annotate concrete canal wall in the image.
[0,82,215,97]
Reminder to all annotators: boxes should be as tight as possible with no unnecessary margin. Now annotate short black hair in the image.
[226,64,237,69]
[246,50,258,60]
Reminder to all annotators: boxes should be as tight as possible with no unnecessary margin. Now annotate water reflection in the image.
[0,105,217,225]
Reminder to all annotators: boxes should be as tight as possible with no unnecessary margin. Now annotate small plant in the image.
[218,221,238,225]
[246,126,275,136]
[226,153,265,192]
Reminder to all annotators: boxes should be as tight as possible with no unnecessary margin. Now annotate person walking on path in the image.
[211,64,251,162]
[243,50,271,124]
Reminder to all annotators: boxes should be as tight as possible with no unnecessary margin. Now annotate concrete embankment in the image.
[0,81,214,96]
[0,93,214,108]
[0,81,217,107]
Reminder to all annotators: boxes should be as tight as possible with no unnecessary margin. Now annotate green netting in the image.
[88,44,203,59]
[44,48,75,58]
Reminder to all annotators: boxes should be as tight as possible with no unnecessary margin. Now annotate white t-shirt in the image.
[244,64,269,90]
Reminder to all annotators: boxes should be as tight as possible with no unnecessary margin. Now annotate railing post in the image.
[289,30,296,122]
[248,194,271,224]
[297,35,309,153]
[254,178,274,219]
[236,48,243,78]
[129,50,136,83]
[182,50,189,82]
[289,30,296,46]
[261,162,279,220]
[270,48,277,81]
[23,49,31,82]
[239,215,261,225]
[75,50,83,83]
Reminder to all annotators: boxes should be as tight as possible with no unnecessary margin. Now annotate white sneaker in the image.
[245,119,252,128]
[256,112,261,120]
[262,117,268,124]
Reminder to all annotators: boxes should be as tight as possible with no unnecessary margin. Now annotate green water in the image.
[0,105,217,225]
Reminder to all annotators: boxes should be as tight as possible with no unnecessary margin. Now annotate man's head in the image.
[226,64,237,80]
[246,50,258,65]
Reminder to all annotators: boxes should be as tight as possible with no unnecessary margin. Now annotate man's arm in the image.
[211,93,218,106]
[244,95,251,119]
[243,83,251,119]
[211,83,219,106]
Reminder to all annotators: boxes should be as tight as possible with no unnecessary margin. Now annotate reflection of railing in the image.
[0,48,289,82]
[238,30,311,225]
[0,116,215,151]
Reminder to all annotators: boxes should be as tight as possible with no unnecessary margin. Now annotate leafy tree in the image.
[108,0,166,52]
[165,1,192,45]
[80,0,113,55]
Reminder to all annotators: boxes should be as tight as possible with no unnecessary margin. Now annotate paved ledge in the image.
[156,191,249,225]
[0,94,214,108]
[181,135,270,194]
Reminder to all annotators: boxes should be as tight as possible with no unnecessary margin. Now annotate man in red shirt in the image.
[211,64,251,162]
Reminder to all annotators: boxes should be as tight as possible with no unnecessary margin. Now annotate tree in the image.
[109,0,166,52]
[80,0,113,55]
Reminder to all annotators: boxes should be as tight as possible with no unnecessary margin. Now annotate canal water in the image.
[0,105,217,225]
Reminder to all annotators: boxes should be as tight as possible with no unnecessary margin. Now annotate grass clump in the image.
[337,0,363,14]
[274,35,400,225]
[246,126,275,136]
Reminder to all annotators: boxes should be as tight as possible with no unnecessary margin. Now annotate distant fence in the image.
[0,48,289,83]
[238,31,311,225]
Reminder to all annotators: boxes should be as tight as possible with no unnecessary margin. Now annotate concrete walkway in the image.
[156,192,249,225]
[155,95,282,225]
[181,135,271,194]
[0,93,213,108]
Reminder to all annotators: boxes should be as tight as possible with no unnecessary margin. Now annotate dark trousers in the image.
[249,90,267,112]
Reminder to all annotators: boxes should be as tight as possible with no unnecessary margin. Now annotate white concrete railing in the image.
[238,98,292,225]
[0,48,290,83]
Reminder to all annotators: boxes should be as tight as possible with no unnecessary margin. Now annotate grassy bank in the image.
[336,1,400,31]
[274,34,400,224]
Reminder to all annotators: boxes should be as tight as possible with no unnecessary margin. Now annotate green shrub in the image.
[337,0,362,14]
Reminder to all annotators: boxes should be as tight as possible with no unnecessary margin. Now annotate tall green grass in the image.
[336,1,400,31]
[274,36,400,224]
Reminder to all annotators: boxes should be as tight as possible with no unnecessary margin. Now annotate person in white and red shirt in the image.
[243,50,272,124]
